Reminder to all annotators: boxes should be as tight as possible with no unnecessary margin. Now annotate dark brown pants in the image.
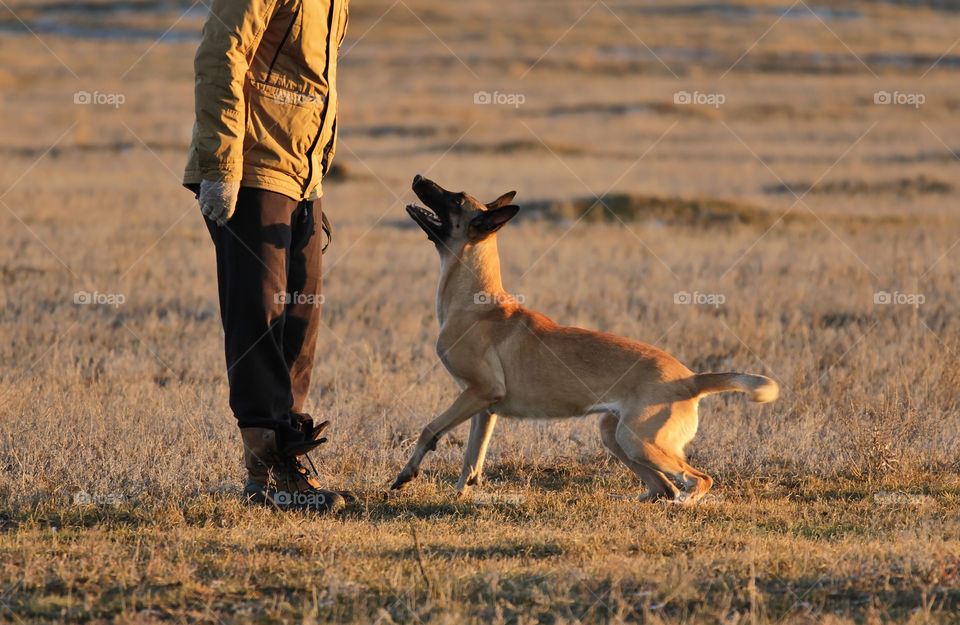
[205,187,323,445]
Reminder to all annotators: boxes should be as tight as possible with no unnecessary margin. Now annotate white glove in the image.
[199,179,240,226]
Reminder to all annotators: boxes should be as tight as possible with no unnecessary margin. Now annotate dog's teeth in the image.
[409,203,442,228]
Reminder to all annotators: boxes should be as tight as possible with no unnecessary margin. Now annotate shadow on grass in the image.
[378,541,565,566]
[0,493,254,531]
[1,470,955,533]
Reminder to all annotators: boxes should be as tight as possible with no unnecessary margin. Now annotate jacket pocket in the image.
[244,79,324,179]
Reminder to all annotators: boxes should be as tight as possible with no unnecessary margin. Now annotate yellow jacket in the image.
[183,0,349,201]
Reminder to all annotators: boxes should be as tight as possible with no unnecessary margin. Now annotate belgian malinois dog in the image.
[392,175,778,503]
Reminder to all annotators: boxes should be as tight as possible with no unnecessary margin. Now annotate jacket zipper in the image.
[302,0,340,196]
[302,122,324,196]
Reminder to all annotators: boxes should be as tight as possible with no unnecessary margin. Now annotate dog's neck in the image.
[436,238,506,326]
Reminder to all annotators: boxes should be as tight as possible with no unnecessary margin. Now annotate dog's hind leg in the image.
[454,411,499,498]
[643,447,713,505]
[598,412,678,501]
[615,402,713,504]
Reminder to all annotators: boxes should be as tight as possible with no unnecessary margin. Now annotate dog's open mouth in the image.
[406,204,442,229]
[406,204,448,243]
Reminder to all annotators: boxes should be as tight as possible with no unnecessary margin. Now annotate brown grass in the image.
[1,0,959,622]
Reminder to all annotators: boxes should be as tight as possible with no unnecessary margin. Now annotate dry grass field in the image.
[1,0,959,622]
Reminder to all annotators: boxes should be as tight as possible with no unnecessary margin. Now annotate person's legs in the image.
[205,188,343,512]
[206,187,301,444]
[284,199,324,416]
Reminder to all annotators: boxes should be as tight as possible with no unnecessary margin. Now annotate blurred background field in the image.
[0,0,958,622]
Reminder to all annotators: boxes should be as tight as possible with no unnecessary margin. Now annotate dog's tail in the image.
[691,372,779,403]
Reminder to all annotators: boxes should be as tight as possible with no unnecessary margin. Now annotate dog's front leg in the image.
[391,387,503,490]
[454,411,498,498]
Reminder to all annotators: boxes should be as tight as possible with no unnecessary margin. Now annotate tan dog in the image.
[391,175,778,503]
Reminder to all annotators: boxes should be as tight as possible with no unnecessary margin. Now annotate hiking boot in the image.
[289,414,357,504]
[240,427,345,514]
[292,412,330,442]
[285,413,330,457]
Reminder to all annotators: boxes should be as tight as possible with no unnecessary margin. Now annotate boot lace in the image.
[276,450,323,492]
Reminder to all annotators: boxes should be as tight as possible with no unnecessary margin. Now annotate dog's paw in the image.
[390,469,417,490]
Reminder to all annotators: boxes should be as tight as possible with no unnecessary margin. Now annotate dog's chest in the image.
[435,340,468,389]
[438,358,469,390]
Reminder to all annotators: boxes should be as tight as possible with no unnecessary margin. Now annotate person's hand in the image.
[199,179,240,226]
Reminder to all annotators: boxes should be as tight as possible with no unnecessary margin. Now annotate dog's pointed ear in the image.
[470,205,520,236]
[486,191,517,210]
